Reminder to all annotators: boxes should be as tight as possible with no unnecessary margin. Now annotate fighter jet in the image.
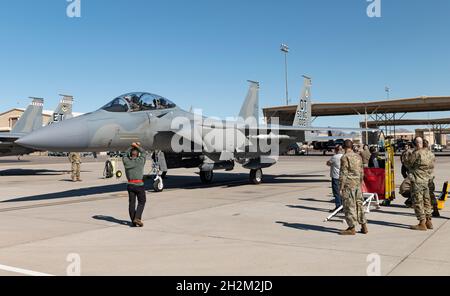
[0,95,74,157]
[17,79,374,190]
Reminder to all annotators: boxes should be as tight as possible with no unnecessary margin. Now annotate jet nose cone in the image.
[17,118,89,151]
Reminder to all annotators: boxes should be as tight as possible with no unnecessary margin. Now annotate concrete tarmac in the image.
[0,155,449,276]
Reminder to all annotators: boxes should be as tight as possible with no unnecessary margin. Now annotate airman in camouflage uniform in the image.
[401,143,413,179]
[423,140,439,217]
[69,152,82,182]
[401,144,414,207]
[406,137,434,231]
[339,140,368,235]
[360,145,371,168]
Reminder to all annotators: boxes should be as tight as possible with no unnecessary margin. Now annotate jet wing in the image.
[172,122,377,149]
[196,121,377,132]
[236,125,378,143]
[247,124,378,132]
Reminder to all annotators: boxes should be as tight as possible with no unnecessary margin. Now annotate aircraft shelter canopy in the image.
[363,118,450,128]
[263,96,450,125]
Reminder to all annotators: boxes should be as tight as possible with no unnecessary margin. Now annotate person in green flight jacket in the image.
[122,142,147,227]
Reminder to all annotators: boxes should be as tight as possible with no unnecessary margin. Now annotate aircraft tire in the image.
[200,171,214,184]
[250,169,263,185]
[153,178,164,192]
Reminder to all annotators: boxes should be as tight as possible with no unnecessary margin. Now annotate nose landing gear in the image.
[249,168,263,185]
[151,151,167,192]
[153,175,164,192]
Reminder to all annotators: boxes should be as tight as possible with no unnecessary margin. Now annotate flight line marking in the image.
[0,264,54,276]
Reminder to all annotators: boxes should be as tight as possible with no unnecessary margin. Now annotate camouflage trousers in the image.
[412,182,433,221]
[403,179,438,212]
[342,187,367,228]
[71,162,81,180]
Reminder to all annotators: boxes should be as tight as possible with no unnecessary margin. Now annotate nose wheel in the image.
[200,170,214,184]
[250,168,263,185]
[153,175,164,192]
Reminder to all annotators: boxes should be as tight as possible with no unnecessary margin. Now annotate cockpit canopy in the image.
[101,92,177,113]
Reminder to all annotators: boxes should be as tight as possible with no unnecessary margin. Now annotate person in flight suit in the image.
[68,152,82,182]
[339,140,368,236]
[406,137,434,231]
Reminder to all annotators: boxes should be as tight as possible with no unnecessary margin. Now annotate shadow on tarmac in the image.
[92,215,133,227]
[276,221,341,234]
[2,172,329,203]
[2,183,126,203]
[375,208,450,220]
[286,204,331,213]
[367,219,412,230]
[298,197,334,204]
[0,169,68,176]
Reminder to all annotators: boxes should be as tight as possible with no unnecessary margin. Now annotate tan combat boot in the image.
[426,218,434,230]
[361,224,369,234]
[411,220,427,231]
[340,227,356,236]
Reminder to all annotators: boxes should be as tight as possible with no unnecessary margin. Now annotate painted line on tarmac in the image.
[0,264,54,276]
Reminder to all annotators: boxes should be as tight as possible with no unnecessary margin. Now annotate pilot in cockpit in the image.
[154,99,163,110]
[125,95,141,112]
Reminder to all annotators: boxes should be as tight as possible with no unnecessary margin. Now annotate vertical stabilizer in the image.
[293,76,312,127]
[11,97,44,133]
[52,94,74,123]
[239,80,260,122]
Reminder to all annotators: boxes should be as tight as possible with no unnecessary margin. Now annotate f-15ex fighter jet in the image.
[17,78,375,191]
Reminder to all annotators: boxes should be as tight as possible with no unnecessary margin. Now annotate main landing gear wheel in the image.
[250,168,263,185]
[200,171,214,184]
[153,176,164,192]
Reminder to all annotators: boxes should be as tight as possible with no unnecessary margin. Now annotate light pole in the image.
[385,86,394,139]
[280,44,290,105]
[385,86,390,100]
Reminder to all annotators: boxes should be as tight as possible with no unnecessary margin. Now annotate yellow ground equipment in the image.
[104,157,123,179]
[383,142,396,204]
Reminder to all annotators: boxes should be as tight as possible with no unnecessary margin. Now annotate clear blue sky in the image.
[1,0,449,127]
